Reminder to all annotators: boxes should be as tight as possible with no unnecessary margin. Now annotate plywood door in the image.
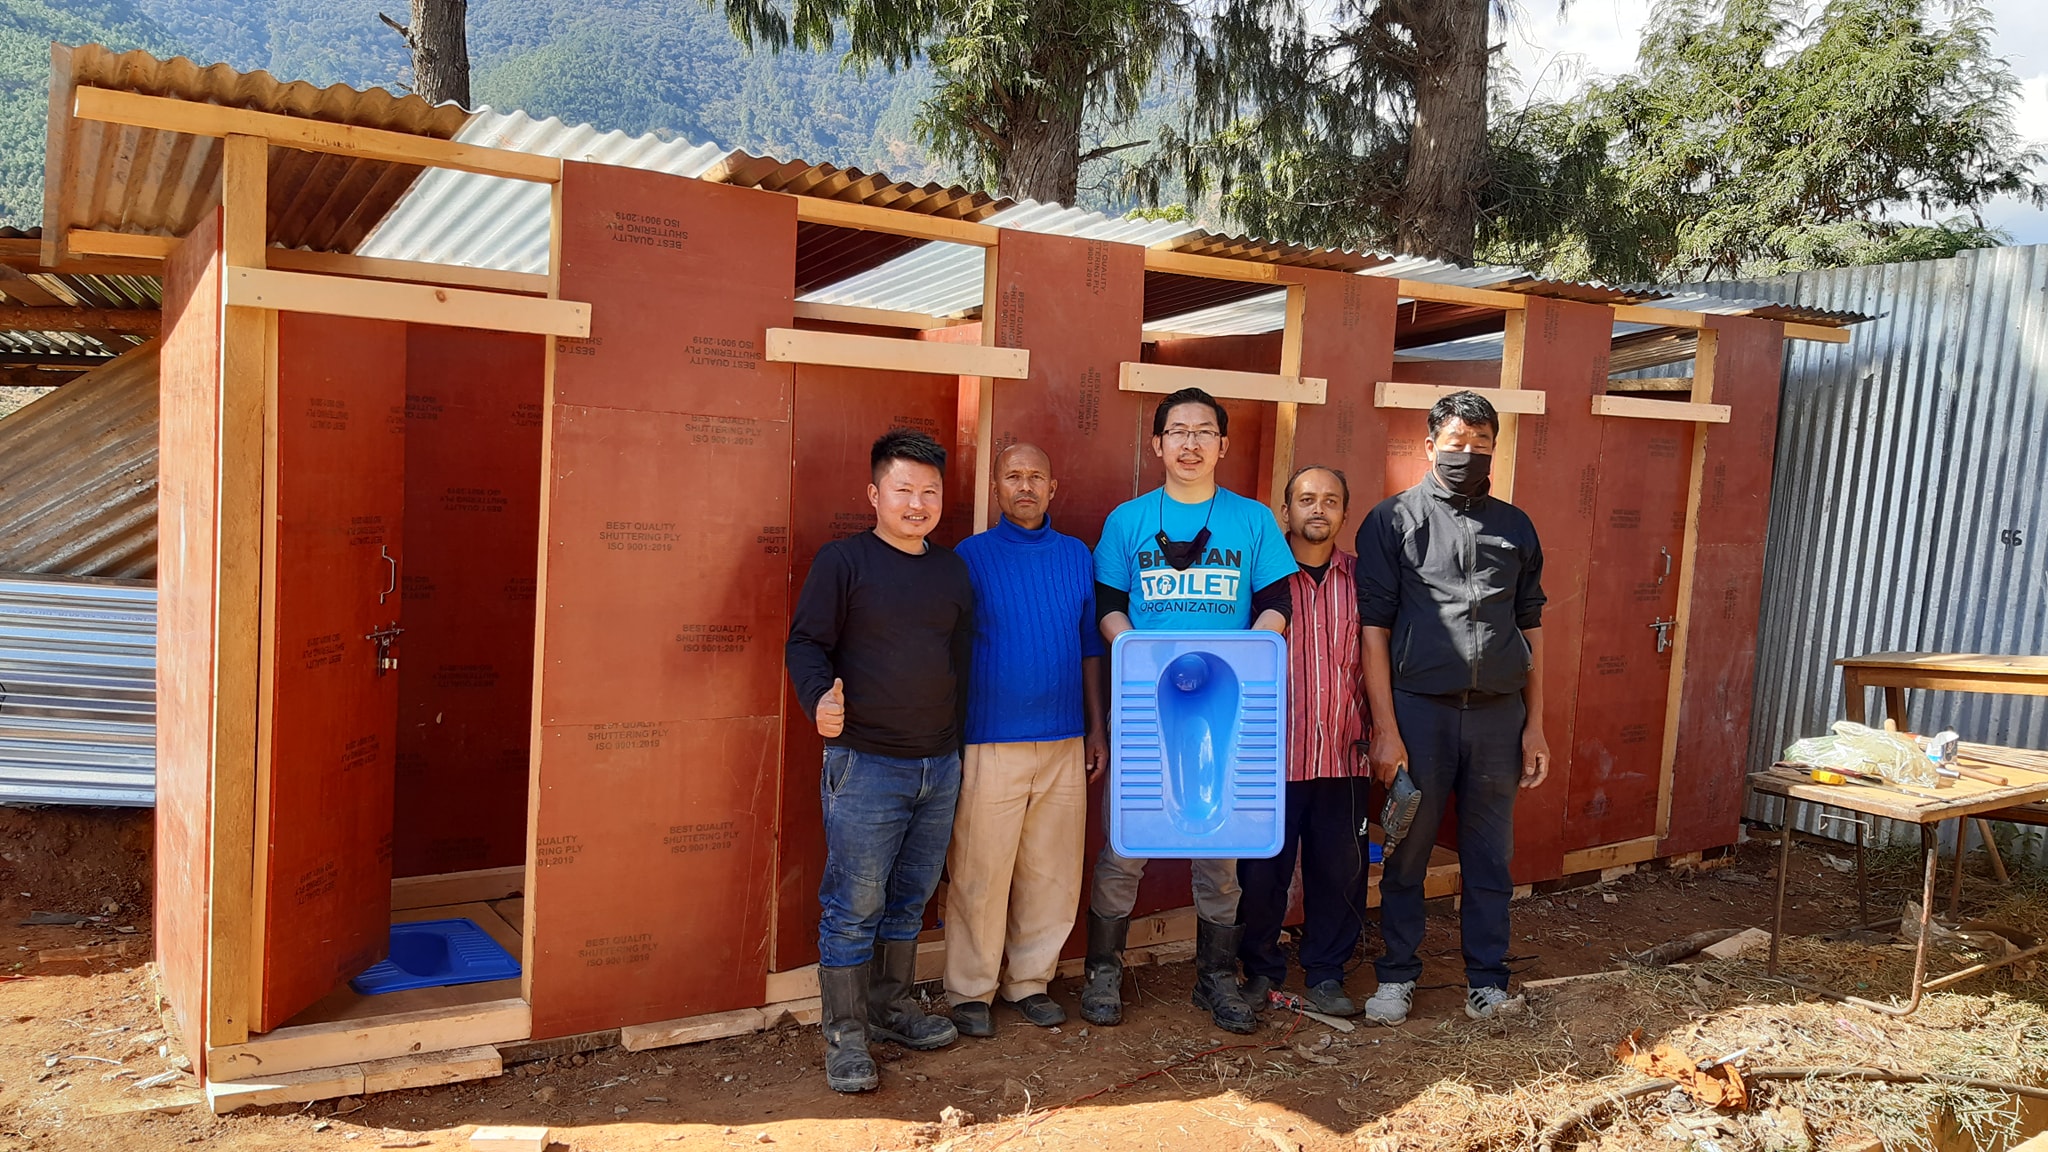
[255,312,409,1032]
[1564,416,1693,852]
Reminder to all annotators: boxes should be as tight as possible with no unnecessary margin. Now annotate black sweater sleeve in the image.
[1251,577,1293,623]
[785,543,849,720]
[1095,581,1130,624]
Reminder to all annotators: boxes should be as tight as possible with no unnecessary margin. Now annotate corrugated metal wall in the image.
[0,341,159,578]
[1708,245,2048,865]
[0,572,156,806]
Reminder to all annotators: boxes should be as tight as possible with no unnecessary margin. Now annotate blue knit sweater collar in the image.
[992,513,1057,546]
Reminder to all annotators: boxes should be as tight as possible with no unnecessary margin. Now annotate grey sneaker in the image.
[1464,985,1526,1020]
[1306,979,1359,1017]
[1361,980,1414,1026]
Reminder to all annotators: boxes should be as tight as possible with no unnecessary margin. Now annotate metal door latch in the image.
[1648,617,1676,653]
[366,622,404,675]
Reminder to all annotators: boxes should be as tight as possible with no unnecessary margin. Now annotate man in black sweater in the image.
[786,428,975,1093]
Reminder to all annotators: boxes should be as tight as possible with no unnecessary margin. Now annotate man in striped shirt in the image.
[1236,464,1372,1017]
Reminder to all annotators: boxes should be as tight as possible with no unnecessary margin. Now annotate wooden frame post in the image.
[1655,327,1720,838]
[1493,310,1528,502]
[522,177,568,1001]
[973,244,1000,532]
[1267,284,1307,515]
[213,132,268,1046]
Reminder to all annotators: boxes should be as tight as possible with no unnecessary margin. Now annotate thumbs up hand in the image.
[815,678,846,738]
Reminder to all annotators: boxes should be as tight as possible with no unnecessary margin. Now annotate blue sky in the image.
[1496,0,2048,245]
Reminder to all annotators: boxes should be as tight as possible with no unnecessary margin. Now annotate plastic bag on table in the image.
[1781,721,1937,786]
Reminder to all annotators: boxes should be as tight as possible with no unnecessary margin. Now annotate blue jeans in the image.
[817,745,962,969]
[1376,690,1523,990]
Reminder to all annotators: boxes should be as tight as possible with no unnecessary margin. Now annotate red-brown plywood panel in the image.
[156,211,224,1059]
[1291,270,1399,517]
[553,161,795,419]
[1662,315,1785,856]
[529,715,779,1034]
[773,363,966,970]
[988,231,1147,546]
[1564,418,1692,852]
[392,327,546,877]
[257,312,409,1032]
[1503,300,1613,881]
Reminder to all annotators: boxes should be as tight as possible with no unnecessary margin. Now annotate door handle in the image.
[379,544,397,604]
[1657,545,1672,586]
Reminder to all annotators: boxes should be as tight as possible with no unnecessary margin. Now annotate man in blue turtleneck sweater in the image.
[941,442,1108,1039]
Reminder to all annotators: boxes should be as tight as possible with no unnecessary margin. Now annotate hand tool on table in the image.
[1775,763,1942,799]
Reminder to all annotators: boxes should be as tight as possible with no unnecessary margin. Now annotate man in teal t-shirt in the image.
[1085,387,1296,1035]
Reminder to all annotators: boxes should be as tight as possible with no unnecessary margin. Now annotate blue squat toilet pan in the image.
[1109,630,1286,859]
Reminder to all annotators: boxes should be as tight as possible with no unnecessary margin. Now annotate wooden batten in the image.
[1374,381,1547,415]
[972,245,1000,531]
[1143,247,1281,284]
[1265,283,1306,512]
[65,229,173,260]
[223,267,592,337]
[205,1044,503,1113]
[1655,329,1721,838]
[266,249,552,295]
[206,997,531,1083]
[791,301,955,329]
[390,866,526,910]
[1591,394,1730,424]
[1119,361,1327,405]
[1783,322,1851,344]
[763,326,1029,379]
[1396,279,1527,310]
[1561,836,1661,875]
[72,86,563,183]
[791,196,999,247]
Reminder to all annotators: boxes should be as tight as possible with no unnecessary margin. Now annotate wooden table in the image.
[1837,651,2048,727]
[1747,746,2048,1015]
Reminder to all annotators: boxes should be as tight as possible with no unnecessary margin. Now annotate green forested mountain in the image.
[0,0,172,227]
[0,0,950,229]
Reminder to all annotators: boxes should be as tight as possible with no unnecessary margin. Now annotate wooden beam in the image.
[1561,836,1660,874]
[207,1044,503,1113]
[791,196,999,247]
[39,43,76,268]
[763,326,1028,379]
[620,1007,766,1052]
[792,301,955,330]
[0,366,85,388]
[0,263,65,306]
[390,865,526,910]
[1268,283,1305,513]
[1492,310,1528,502]
[215,132,268,1048]
[1784,322,1851,344]
[224,266,592,337]
[1611,305,1707,329]
[0,304,158,335]
[973,245,999,533]
[0,237,160,276]
[1590,394,1730,424]
[1144,247,1281,284]
[1394,279,1527,310]
[1656,329,1720,840]
[207,998,530,1082]
[1119,361,1326,405]
[0,352,115,370]
[74,87,564,183]
[266,249,550,295]
[67,229,174,261]
[1374,380,1547,415]
[1607,375,1694,393]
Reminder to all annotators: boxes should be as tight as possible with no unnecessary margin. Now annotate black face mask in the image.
[1155,527,1212,571]
[1433,450,1492,498]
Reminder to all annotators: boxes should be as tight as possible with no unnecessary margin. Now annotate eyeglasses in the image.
[1160,428,1221,446]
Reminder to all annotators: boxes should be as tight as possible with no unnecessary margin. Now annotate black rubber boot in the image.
[818,963,879,1093]
[868,940,958,1050]
[1191,918,1258,1035]
[1079,912,1128,1026]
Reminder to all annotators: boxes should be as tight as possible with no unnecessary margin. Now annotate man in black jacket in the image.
[786,428,974,1092]
[1353,391,1549,1025]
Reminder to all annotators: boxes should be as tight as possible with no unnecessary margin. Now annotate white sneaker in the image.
[1464,985,1526,1020]
[1361,980,1414,1026]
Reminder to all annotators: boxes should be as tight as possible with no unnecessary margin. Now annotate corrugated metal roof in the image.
[1155,229,1391,273]
[0,342,158,579]
[0,572,156,807]
[703,151,1009,220]
[47,43,468,254]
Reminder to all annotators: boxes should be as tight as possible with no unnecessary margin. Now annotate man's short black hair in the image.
[1427,390,1500,439]
[1151,387,1229,437]
[1284,464,1350,510]
[871,427,947,481]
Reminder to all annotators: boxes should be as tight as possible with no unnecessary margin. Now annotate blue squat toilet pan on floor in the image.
[1109,630,1286,859]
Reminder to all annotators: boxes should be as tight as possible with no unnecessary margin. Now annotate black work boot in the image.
[818,963,879,1093]
[1079,912,1128,1026]
[868,940,958,1050]
[1191,919,1258,1034]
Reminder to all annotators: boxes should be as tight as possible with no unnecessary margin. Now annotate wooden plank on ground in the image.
[1119,361,1326,404]
[391,866,526,910]
[1374,381,1547,415]
[1561,836,1661,874]
[359,1044,502,1094]
[223,267,592,336]
[764,966,819,1004]
[619,1008,767,1052]
[207,1063,365,1112]
[763,326,1029,379]
[207,997,530,1083]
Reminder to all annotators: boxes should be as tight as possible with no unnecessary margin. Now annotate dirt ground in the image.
[4,807,2045,1152]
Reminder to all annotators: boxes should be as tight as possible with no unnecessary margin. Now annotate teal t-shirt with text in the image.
[1094,486,1298,631]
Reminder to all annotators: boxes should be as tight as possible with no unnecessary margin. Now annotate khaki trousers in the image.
[943,738,1086,1005]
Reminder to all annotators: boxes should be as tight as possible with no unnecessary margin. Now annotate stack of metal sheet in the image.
[0,571,155,806]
